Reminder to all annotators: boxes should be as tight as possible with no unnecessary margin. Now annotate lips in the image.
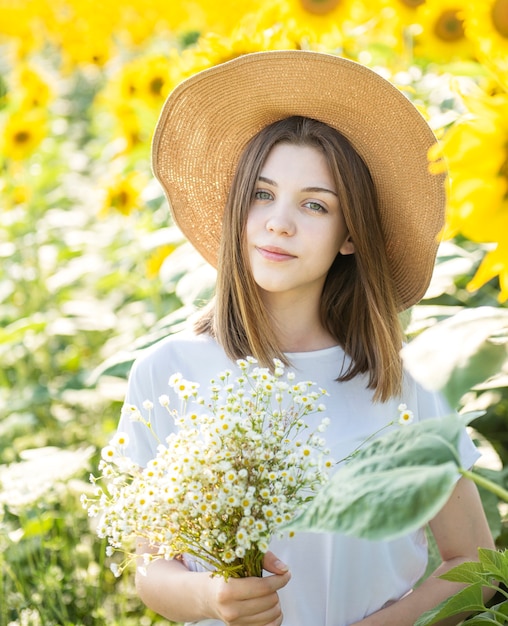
[256,245,297,261]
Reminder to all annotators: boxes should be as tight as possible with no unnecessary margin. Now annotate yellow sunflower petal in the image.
[467,238,508,302]
[145,244,177,280]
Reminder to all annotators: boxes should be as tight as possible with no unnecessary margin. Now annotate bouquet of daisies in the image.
[82,357,334,579]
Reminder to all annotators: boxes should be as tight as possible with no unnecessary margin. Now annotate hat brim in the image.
[152,50,445,309]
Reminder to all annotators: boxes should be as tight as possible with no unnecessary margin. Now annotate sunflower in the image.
[59,29,115,69]
[14,64,53,110]
[111,103,144,152]
[0,177,30,209]
[414,0,475,62]
[130,55,174,107]
[1,110,47,161]
[463,0,508,77]
[96,54,176,152]
[430,89,508,300]
[174,15,301,85]
[99,171,146,216]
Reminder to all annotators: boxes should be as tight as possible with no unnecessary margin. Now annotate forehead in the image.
[259,142,334,182]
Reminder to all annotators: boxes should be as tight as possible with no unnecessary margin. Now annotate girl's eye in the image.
[254,190,272,201]
[305,201,327,213]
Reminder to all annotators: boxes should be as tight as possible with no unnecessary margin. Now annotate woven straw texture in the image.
[152,50,446,309]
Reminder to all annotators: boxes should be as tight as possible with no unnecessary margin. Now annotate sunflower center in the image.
[149,76,164,97]
[112,190,131,209]
[14,130,31,145]
[492,0,508,38]
[300,0,341,16]
[434,9,464,42]
[399,0,425,8]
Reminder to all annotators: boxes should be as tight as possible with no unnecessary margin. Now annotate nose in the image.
[265,201,295,236]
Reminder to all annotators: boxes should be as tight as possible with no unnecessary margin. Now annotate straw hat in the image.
[152,50,446,309]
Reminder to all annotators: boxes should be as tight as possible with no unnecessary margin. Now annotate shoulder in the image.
[131,328,221,370]
[400,365,453,421]
[127,328,234,392]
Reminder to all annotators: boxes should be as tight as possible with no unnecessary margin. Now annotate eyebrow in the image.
[258,176,338,197]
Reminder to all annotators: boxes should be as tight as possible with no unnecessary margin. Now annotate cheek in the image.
[315,219,342,249]
[244,209,259,245]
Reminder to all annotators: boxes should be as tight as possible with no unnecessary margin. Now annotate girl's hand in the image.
[207,552,291,626]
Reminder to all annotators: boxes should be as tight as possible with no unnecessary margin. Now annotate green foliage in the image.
[0,46,202,626]
[286,414,469,540]
[402,307,508,410]
[415,549,508,625]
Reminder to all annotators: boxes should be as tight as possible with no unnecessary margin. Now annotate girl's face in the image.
[245,142,354,304]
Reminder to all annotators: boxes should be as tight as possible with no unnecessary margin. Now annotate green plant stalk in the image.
[459,468,508,503]
[484,608,508,624]
[241,547,265,578]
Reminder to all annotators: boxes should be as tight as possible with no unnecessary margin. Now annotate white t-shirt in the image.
[118,329,480,626]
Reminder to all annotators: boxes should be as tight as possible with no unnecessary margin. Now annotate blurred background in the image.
[1,1,507,624]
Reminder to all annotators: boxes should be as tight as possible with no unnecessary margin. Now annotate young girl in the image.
[118,51,494,626]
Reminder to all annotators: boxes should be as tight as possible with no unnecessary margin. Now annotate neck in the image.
[260,291,338,353]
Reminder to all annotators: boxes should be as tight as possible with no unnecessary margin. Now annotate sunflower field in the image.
[1,0,508,624]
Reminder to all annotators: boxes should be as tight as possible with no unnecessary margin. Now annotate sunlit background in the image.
[1,1,508,624]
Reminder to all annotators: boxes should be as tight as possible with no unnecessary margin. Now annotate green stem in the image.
[460,468,508,502]
[486,609,508,624]
[242,548,264,578]
[339,421,396,465]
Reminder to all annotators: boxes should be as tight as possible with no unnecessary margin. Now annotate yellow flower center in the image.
[492,0,508,38]
[14,130,31,145]
[300,0,341,16]
[112,190,131,209]
[434,9,465,42]
[399,0,425,7]
[149,76,164,97]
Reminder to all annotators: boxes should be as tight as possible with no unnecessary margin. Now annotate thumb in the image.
[262,551,289,575]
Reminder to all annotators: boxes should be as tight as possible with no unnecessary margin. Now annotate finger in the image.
[258,570,291,594]
[226,589,285,626]
[217,571,291,604]
[262,551,289,575]
[238,603,285,626]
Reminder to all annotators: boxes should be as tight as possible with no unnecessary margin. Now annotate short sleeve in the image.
[116,357,161,467]
[415,384,480,470]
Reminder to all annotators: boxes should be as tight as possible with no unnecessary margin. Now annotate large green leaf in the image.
[478,548,508,582]
[417,599,508,626]
[286,415,468,540]
[414,583,487,626]
[438,560,490,585]
[402,307,508,408]
[288,463,458,540]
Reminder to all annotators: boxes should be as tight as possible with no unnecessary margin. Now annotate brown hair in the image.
[195,116,404,401]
